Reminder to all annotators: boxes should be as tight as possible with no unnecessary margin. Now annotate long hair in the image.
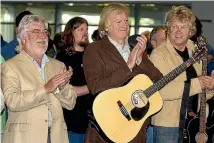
[62,17,88,55]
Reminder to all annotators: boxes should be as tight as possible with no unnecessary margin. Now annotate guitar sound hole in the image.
[130,102,150,121]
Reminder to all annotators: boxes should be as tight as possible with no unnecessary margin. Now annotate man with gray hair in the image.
[1,14,77,143]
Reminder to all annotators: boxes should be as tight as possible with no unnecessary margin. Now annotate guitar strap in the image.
[178,81,191,143]
[175,47,197,143]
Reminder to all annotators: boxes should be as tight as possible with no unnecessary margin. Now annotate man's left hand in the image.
[58,64,73,90]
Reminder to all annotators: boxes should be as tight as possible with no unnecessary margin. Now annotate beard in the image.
[78,39,89,48]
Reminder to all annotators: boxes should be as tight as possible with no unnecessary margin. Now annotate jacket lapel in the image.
[166,38,202,76]
[18,51,45,84]
[102,36,128,65]
[44,60,55,82]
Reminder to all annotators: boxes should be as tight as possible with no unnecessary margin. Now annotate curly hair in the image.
[62,17,88,54]
[165,5,196,37]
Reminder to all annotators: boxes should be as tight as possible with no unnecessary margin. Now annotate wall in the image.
[191,1,214,47]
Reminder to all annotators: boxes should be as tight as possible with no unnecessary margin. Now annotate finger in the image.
[139,34,147,42]
[52,76,66,86]
[64,67,73,76]
[53,73,67,80]
[67,71,73,79]
[136,42,144,51]
[132,46,140,54]
[136,37,147,48]
[201,76,212,81]
[211,70,214,77]
[201,78,210,85]
[59,64,66,74]
[68,66,73,75]
[137,36,147,43]
[202,80,211,88]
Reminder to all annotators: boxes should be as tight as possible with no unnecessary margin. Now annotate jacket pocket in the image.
[8,123,30,132]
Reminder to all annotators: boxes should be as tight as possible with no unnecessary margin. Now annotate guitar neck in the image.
[144,57,196,97]
[199,58,207,133]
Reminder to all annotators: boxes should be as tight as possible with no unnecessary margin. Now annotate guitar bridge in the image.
[117,101,131,121]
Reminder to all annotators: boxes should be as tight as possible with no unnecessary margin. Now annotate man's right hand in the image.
[198,75,214,90]
[44,74,66,94]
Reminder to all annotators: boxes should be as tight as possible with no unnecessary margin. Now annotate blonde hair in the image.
[165,5,196,37]
[16,15,47,52]
[98,3,129,36]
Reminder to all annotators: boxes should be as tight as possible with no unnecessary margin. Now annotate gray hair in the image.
[16,15,47,52]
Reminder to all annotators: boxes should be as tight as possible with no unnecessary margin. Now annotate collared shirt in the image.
[24,51,52,127]
[108,36,131,63]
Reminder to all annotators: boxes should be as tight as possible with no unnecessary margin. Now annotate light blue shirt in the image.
[25,51,52,127]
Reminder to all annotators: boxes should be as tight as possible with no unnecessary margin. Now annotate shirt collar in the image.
[107,35,129,49]
[22,50,49,66]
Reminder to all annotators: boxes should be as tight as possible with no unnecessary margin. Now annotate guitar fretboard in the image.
[144,57,195,97]
[199,58,207,133]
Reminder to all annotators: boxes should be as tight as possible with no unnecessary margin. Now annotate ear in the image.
[105,25,111,32]
[21,38,26,45]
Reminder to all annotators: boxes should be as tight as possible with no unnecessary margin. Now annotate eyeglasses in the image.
[26,29,50,36]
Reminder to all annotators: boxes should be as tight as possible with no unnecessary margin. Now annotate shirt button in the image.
[45,119,48,122]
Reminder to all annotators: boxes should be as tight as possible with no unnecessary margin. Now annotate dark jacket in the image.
[83,36,162,95]
[83,36,162,143]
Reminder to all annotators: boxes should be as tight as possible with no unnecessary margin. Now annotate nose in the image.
[39,32,49,39]
[83,30,88,37]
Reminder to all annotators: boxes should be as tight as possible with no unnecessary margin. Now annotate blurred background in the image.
[1,1,213,46]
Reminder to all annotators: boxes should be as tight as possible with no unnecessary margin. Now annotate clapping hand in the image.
[135,34,147,63]
[44,64,73,94]
[58,64,73,89]
[127,34,147,70]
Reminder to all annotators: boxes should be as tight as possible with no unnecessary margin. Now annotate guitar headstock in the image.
[192,36,208,62]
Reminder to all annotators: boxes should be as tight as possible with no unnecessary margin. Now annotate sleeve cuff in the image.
[191,78,202,94]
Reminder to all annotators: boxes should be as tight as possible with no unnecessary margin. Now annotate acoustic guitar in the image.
[93,39,208,143]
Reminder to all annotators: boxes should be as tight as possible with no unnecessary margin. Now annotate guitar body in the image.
[183,117,214,143]
[93,74,163,143]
